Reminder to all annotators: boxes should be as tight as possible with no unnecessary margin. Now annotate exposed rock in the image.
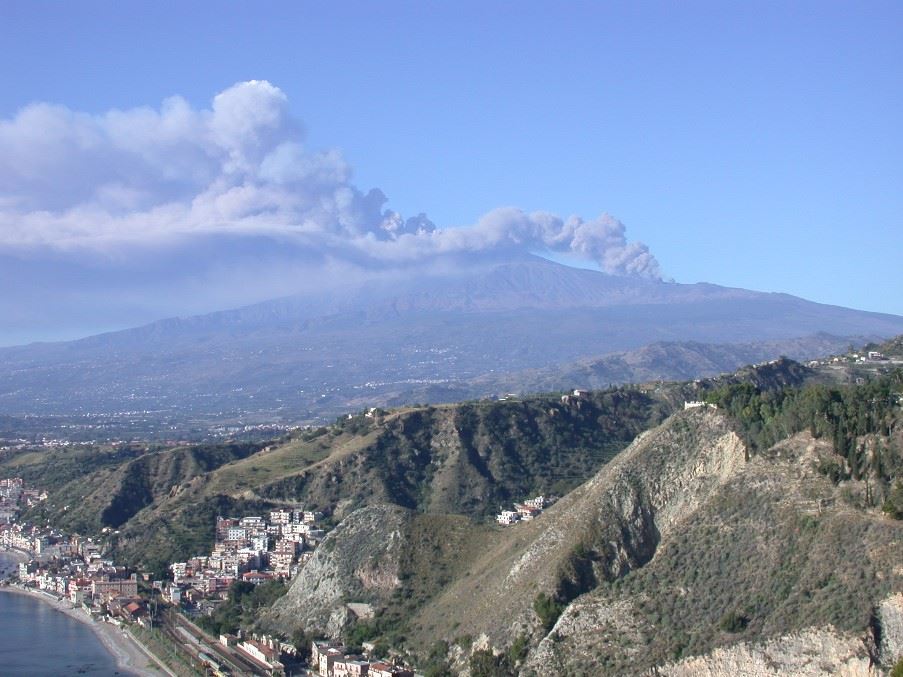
[654,627,877,676]
[878,592,903,669]
[263,504,410,638]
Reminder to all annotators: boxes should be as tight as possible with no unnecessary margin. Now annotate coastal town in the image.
[0,476,420,676]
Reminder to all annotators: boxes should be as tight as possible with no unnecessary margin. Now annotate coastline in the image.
[0,552,171,676]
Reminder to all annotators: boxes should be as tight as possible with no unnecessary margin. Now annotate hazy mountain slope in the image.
[398,334,858,403]
[2,256,901,420]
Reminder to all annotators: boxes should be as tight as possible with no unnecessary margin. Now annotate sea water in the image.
[0,554,124,676]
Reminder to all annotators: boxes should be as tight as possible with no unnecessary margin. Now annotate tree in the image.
[469,649,514,677]
[533,592,565,631]
[883,481,903,520]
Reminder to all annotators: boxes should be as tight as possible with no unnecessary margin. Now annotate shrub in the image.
[533,592,565,631]
[883,481,903,520]
[719,610,749,633]
[470,649,514,677]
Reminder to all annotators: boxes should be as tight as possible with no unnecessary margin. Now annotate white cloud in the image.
[0,80,661,278]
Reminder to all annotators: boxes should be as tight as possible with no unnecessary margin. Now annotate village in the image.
[166,508,326,605]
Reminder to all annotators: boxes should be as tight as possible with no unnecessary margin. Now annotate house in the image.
[122,600,146,622]
[496,510,520,526]
[184,587,206,604]
[242,570,275,585]
[69,586,86,605]
[197,599,223,616]
[319,648,345,676]
[92,573,138,599]
[524,496,546,510]
[227,526,247,541]
[238,639,283,671]
[513,503,539,520]
[269,509,291,525]
[333,658,369,676]
[312,642,345,676]
[369,663,414,677]
[302,511,324,524]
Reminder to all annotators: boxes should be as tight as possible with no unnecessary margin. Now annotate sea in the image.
[0,553,124,676]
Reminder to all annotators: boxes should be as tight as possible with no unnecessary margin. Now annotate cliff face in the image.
[655,628,878,677]
[264,504,411,638]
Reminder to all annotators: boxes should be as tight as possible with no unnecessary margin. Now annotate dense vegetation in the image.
[704,368,903,500]
[197,579,287,636]
[264,390,670,521]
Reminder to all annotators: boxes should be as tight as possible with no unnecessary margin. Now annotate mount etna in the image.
[1,255,901,427]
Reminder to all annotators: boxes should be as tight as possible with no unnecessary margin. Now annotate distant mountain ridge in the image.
[1,255,902,420]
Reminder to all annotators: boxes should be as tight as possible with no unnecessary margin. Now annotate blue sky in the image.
[0,1,901,344]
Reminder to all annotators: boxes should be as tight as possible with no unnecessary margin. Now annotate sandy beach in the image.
[0,550,173,676]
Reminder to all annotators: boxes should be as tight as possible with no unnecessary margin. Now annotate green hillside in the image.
[7,386,669,575]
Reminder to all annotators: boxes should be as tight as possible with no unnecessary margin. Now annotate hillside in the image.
[12,387,669,575]
[6,358,902,674]
[2,255,902,423]
[520,424,902,675]
[263,406,903,675]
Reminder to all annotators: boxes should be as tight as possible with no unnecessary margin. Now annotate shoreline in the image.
[0,551,171,676]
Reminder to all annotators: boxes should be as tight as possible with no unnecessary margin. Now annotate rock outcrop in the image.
[878,593,903,670]
[264,504,410,638]
[656,627,877,676]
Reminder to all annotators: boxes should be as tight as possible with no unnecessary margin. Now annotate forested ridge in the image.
[704,367,903,510]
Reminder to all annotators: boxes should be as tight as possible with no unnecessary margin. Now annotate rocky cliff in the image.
[265,504,411,638]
